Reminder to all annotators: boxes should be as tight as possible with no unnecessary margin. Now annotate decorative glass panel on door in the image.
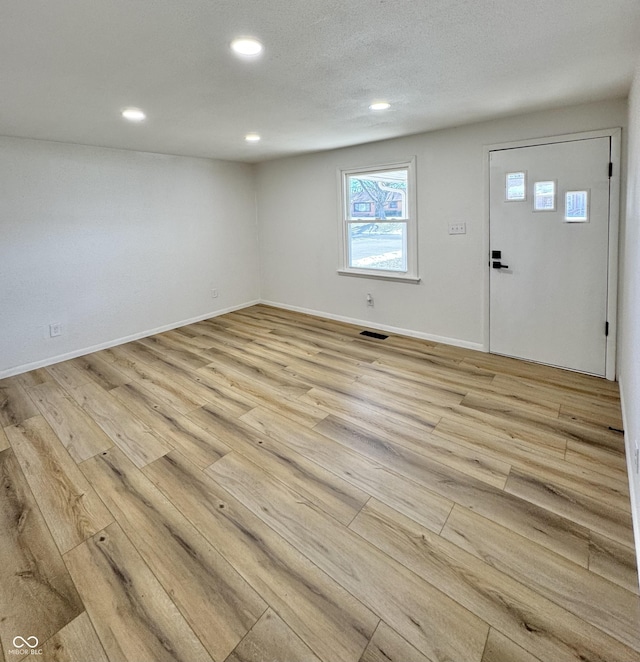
[565,190,589,222]
[533,181,556,211]
[505,172,526,201]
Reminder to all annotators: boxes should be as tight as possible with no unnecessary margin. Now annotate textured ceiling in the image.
[1,0,639,162]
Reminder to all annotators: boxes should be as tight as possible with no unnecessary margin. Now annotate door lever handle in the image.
[492,261,509,269]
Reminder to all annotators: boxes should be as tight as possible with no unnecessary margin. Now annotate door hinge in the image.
[608,162,613,178]
[605,321,609,336]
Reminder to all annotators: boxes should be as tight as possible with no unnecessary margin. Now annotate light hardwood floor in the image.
[1,304,637,662]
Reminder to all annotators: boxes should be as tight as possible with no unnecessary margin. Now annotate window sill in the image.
[337,269,421,284]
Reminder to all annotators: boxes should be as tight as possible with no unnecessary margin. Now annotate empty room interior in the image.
[3,2,640,661]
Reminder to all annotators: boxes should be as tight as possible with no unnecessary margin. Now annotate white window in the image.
[338,159,418,282]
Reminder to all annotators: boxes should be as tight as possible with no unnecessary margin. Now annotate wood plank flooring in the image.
[0,304,637,662]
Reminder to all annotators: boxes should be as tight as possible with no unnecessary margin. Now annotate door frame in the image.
[482,128,621,380]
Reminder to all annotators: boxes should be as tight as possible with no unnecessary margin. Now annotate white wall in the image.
[256,99,627,347]
[0,137,259,376]
[620,61,640,569]
[0,99,629,378]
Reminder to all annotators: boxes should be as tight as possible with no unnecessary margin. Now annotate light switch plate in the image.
[448,222,467,235]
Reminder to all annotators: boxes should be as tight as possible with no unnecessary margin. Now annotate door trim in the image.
[482,128,621,380]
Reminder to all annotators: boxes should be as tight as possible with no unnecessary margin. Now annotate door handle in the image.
[492,261,509,269]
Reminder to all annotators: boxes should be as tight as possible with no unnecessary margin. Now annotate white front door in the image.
[489,136,612,376]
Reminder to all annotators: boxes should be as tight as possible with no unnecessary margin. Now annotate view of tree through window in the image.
[345,168,408,272]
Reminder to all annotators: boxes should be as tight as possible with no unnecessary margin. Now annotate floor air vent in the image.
[360,330,389,340]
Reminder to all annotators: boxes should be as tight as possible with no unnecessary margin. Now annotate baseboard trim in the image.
[0,300,261,379]
[2,298,484,377]
[259,300,484,351]
[618,380,640,591]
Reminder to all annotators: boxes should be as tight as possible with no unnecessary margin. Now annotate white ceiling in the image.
[2,0,639,163]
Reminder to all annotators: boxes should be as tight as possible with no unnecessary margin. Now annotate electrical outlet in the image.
[366,293,374,307]
[49,323,62,337]
[448,222,467,235]
[211,289,219,298]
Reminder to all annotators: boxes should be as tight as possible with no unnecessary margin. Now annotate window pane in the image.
[534,181,556,211]
[506,172,526,201]
[565,190,589,222]
[347,169,408,220]
[348,222,406,271]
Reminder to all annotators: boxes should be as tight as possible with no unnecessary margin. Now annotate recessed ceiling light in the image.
[122,108,146,122]
[245,133,261,142]
[369,102,391,111]
[231,38,263,57]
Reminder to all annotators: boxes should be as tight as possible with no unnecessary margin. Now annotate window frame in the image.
[337,158,419,283]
